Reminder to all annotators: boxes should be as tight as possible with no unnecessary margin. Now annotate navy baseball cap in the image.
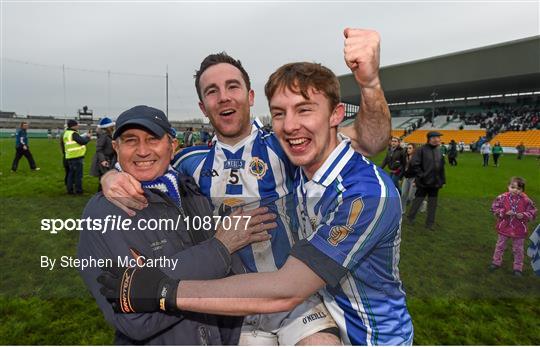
[427,131,443,138]
[113,105,173,139]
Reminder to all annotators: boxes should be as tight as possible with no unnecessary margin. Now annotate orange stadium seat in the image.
[490,130,540,148]
[401,130,487,144]
[392,129,407,139]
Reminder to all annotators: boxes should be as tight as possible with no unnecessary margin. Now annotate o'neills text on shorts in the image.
[40,255,179,271]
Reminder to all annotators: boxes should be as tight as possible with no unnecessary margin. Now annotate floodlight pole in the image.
[107,70,111,117]
[63,64,67,118]
[430,91,438,126]
[166,65,169,119]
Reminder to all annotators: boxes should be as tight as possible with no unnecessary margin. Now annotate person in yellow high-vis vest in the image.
[63,119,91,194]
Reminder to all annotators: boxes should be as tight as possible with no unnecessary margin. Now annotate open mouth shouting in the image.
[219,108,236,117]
[286,137,312,154]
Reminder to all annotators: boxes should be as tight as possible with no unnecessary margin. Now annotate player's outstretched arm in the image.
[176,256,325,316]
[98,256,325,316]
[342,27,391,157]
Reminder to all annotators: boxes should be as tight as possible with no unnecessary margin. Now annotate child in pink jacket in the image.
[490,176,537,276]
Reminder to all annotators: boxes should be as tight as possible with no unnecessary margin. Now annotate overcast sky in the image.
[1,1,539,121]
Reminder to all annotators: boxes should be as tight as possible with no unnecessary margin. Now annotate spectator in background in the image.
[380,136,405,192]
[90,117,116,191]
[458,140,465,153]
[207,129,215,147]
[200,125,209,144]
[183,127,194,147]
[11,122,40,172]
[516,142,525,160]
[448,139,458,166]
[407,131,446,231]
[492,141,503,167]
[439,141,448,163]
[63,119,91,195]
[480,141,491,167]
[490,177,537,276]
[400,143,417,214]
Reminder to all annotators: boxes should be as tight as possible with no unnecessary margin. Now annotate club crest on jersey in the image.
[327,198,364,246]
[249,157,267,180]
[328,225,353,246]
[224,159,245,170]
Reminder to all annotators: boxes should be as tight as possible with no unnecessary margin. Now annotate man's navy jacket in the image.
[77,175,243,345]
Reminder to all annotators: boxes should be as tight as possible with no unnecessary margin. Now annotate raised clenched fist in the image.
[343,28,381,89]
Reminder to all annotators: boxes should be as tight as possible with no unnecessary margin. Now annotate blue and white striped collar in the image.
[301,133,355,187]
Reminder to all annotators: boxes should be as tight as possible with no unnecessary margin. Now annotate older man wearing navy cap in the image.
[77,105,275,345]
[406,130,446,231]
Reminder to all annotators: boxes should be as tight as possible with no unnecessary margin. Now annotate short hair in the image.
[509,176,526,191]
[194,52,251,101]
[391,136,400,142]
[20,122,27,128]
[264,62,341,111]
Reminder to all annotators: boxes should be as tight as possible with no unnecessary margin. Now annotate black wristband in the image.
[117,267,180,313]
[158,277,180,313]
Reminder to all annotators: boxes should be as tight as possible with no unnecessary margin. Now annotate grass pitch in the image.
[0,138,538,344]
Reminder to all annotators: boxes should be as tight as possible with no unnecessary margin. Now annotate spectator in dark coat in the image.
[448,139,458,166]
[90,117,116,191]
[381,136,405,192]
[400,143,417,213]
[516,142,525,159]
[407,131,446,231]
[492,142,504,167]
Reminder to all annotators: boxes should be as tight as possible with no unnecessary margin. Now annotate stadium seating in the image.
[489,130,540,147]
[419,116,448,129]
[392,116,422,129]
[392,129,407,138]
[402,129,486,144]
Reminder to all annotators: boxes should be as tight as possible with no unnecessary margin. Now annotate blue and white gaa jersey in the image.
[290,135,413,345]
[172,119,299,273]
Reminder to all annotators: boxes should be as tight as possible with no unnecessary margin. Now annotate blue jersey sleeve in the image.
[171,145,210,177]
[307,171,401,271]
[265,132,297,180]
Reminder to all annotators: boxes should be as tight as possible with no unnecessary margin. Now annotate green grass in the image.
[0,139,539,344]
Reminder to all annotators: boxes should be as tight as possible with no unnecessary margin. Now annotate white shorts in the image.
[238,294,338,345]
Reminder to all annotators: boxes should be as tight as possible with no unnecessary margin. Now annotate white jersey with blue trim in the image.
[294,135,413,345]
[172,119,299,273]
